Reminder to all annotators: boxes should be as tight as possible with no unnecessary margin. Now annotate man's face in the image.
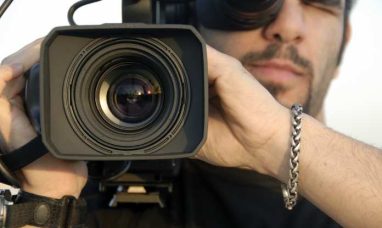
[200,0,348,117]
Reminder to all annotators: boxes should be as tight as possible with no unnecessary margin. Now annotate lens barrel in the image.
[35,25,206,160]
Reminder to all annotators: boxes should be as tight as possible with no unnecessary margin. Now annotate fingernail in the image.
[10,63,24,75]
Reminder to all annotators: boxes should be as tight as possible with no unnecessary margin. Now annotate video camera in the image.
[24,0,283,161]
[25,2,206,162]
[0,0,285,205]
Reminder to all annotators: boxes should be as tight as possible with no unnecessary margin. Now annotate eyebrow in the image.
[306,0,343,9]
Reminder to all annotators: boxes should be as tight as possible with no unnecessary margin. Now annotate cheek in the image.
[201,29,263,59]
[215,35,253,58]
[306,23,343,87]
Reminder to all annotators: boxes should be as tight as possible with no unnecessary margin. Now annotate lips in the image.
[245,60,306,85]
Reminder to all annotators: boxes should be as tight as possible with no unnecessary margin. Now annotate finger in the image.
[0,64,24,93]
[1,38,43,71]
[208,85,218,99]
[2,76,26,99]
[205,45,280,134]
[0,98,12,151]
[206,45,260,100]
[207,45,270,96]
[206,45,242,85]
[9,95,26,112]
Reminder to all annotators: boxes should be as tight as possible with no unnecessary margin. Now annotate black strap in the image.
[1,136,48,171]
[0,159,20,187]
[0,136,48,187]
[6,191,87,228]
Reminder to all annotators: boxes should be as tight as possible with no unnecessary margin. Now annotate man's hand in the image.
[197,46,291,180]
[197,46,382,228]
[0,39,87,198]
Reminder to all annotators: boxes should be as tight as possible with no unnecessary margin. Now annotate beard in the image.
[259,79,312,115]
[240,44,314,115]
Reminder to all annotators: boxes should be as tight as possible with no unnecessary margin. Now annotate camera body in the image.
[26,24,207,160]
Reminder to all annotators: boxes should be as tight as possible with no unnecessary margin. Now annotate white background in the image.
[0,0,381,148]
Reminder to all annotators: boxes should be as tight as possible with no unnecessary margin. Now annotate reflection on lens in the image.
[109,75,161,124]
[98,63,164,128]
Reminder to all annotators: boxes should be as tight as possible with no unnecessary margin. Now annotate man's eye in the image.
[302,0,342,14]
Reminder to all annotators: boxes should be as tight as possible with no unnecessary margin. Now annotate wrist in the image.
[247,105,292,183]
[19,154,87,199]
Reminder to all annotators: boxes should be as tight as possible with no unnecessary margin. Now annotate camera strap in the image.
[4,190,87,228]
[0,136,48,185]
[1,136,48,171]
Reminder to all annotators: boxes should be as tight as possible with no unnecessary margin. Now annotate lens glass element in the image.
[109,74,162,124]
[98,63,164,129]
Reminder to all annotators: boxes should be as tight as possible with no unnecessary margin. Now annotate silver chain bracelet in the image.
[281,104,303,210]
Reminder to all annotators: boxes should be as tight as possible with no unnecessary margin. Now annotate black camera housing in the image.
[32,24,207,160]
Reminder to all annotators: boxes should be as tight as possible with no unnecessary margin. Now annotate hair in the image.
[345,0,357,15]
[337,0,357,64]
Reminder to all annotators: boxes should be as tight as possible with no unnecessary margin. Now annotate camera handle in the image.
[0,0,13,18]
[99,159,181,208]
[122,0,194,25]
[67,0,102,25]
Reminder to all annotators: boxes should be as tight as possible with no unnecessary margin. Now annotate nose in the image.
[263,0,306,44]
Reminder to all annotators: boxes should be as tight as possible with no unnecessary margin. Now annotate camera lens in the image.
[64,37,190,154]
[107,72,162,124]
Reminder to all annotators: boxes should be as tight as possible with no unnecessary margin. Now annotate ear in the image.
[344,20,352,47]
[332,68,340,79]
[334,19,352,76]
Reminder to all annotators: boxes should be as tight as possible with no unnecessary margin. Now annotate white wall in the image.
[1,0,381,147]
[325,1,382,148]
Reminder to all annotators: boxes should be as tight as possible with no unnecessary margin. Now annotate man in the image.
[0,0,381,227]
